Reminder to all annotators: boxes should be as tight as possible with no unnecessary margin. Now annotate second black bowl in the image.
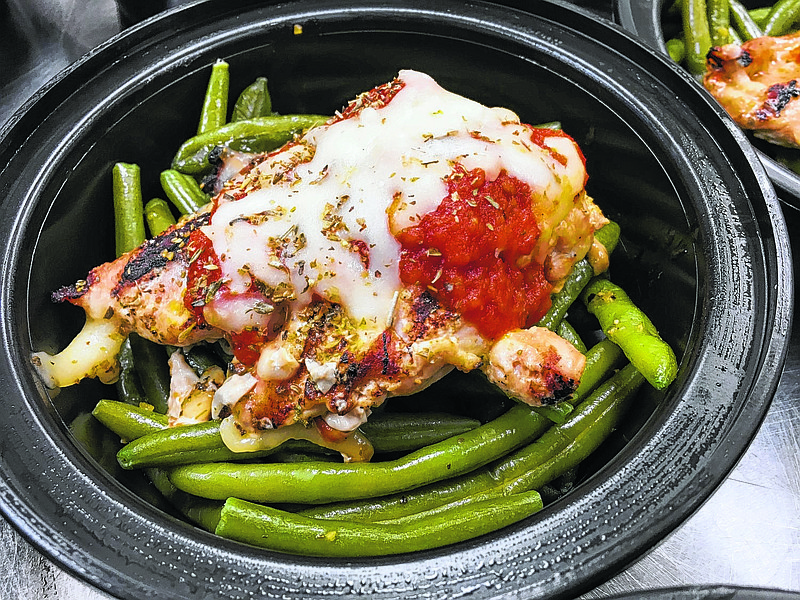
[616,0,800,210]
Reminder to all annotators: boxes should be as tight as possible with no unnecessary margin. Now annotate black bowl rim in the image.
[0,1,793,599]
[606,585,800,600]
[615,0,800,212]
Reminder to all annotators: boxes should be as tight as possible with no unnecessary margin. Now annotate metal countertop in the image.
[0,0,797,598]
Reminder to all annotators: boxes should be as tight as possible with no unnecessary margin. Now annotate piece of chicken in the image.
[33,70,609,452]
[705,32,800,148]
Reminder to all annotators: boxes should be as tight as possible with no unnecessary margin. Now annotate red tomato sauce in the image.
[183,229,269,367]
[229,328,269,367]
[183,229,222,327]
[396,164,552,340]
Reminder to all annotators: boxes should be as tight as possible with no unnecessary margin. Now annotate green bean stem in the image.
[167,403,547,504]
[581,278,678,390]
[171,114,329,175]
[197,59,229,135]
[215,491,543,556]
[683,0,713,74]
[144,198,176,237]
[231,77,273,121]
[112,162,146,257]
[160,169,209,215]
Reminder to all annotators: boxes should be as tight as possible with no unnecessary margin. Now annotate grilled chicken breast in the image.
[705,32,800,148]
[33,70,608,451]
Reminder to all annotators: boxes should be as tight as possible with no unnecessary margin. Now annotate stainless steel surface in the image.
[0,0,797,598]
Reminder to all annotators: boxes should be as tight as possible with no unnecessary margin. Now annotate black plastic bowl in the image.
[0,1,792,599]
[616,0,800,210]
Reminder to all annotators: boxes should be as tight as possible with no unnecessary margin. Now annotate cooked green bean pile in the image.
[79,62,678,557]
[664,0,800,73]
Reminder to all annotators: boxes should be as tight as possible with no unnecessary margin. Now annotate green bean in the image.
[182,345,224,376]
[748,6,772,27]
[666,37,687,63]
[166,403,548,504]
[116,410,482,469]
[581,278,678,390]
[197,59,229,135]
[268,450,341,464]
[501,363,644,494]
[684,0,713,73]
[532,121,562,130]
[119,420,271,469]
[666,0,683,15]
[128,334,171,414]
[537,220,621,331]
[214,491,543,556]
[532,402,574,425]
[171,114,329,175]
[572,339,625,401]
[144,198,176,237]
[763,0,800,35]
[357,412,480,453]
[232,77,273,121]
[708,0,732,45]
[112,162,146,257]
[730,0,765,40]
[373,485,505,524]
[160,169,209,215]
[114,338,146,406]
[70,412,123,475]
[299,339,623,522]
[557,319,587,353]
[92,399,168,441]
[145,468,222,532]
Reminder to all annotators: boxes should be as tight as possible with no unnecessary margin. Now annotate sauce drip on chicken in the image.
[32,70,608,455]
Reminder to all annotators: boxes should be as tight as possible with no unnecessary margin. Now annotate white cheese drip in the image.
[201,69,586,331]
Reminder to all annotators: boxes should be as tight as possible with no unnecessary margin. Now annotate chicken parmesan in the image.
[32,70,609,455]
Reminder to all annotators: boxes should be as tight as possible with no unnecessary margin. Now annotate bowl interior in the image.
[0,2,789,599]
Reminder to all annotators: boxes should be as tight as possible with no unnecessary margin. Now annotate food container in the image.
[616,0,800,210]
[0,1,791,598]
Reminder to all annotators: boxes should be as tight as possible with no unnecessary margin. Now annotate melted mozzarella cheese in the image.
[201,70,586,331]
